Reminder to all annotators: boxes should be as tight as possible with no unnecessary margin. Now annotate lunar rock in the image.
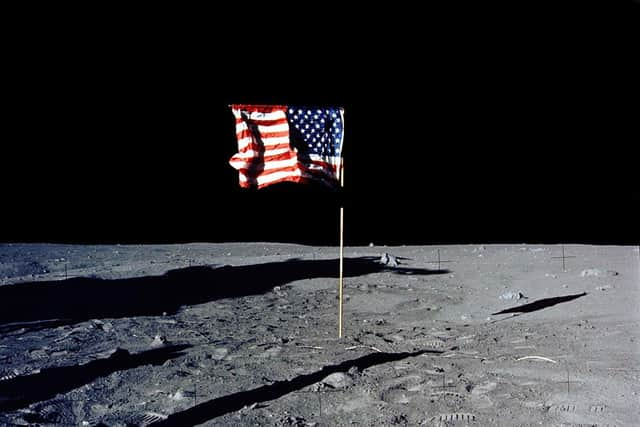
[580,268,619,277]
[150,335,168,347]
[499,291,527,300]
[379,253,399,267]
[209,348,229,360]
[321,372,351,389]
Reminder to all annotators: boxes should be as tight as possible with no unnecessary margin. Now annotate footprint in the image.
[130,411,168,426]
[0,370,19,381]
[23,399,78,425]
[432,413,476,422]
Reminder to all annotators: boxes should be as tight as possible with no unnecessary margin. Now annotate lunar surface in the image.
[0,243,638,426]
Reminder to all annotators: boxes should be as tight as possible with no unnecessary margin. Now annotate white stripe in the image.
[235,122,289,134]
[230,147,293,160]
[233,108,286,121]
[232,156,298,172]
[308,153,341,165]
[262,157,298,171]
[236,135,290,149]
[238,168,303,185]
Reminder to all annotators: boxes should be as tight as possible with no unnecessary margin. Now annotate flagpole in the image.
[338,159,344,338]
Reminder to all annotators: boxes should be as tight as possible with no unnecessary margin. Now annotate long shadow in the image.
[0,257,447,332]
[153,348,443,427]
[0,344,190,412]
[491,292,588,316]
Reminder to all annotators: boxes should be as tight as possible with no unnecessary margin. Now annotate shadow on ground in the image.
[0,257,448,331]
[153,348,443,426]
[0,344,190,412]
[492,292,588,316]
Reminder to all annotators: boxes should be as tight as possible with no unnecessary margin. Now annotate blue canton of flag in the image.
[288,107,343,158]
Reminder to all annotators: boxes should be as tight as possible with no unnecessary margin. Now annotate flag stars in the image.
[288,107,342,157]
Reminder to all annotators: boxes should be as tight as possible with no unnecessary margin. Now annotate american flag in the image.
[228,104,344,189]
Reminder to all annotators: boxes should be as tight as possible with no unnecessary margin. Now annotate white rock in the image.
[499,291,527,300]
[210,347,229,360]
[379,253,398,267]
[580,268,619,277]
[471,381,497,396]
[321,372,351,389]
[260,346,282,358]
[150,335,167,348]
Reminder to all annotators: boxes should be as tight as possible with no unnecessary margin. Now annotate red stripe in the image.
[232,104,287,113]
[235,163,306,189]
[237,143,292,154]
[231,157,339,186]
[236,163,302,177]
[231,150,297,163]
[235,117,288,127]
[236,130,289,140]
[236,167,338,189]
[307,159,339,172]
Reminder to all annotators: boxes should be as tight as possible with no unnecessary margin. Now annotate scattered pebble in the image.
[595,285,613,291]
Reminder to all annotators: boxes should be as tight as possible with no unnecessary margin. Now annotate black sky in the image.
[4,4,638,245]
